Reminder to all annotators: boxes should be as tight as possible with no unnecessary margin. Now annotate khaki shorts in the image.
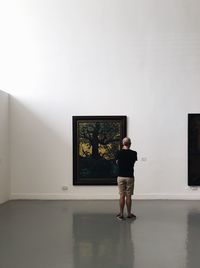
[117,176,135,196]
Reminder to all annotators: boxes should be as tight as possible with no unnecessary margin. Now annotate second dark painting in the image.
[188,114,200,186]
[73,116,127,185]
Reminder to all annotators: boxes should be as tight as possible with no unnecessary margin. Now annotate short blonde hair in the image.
[122,137,131,147]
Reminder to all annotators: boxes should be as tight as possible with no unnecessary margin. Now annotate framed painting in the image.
[73,116,127,185]
[188,114,200,186]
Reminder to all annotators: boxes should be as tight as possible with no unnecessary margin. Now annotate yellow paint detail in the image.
[79,143,92,157]
[79,142,119,160]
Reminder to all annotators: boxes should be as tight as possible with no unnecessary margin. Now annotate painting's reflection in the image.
[73,214,134,268]
[187,211,200,268]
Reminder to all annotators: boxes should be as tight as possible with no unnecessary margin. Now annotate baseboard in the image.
[0,197,10,204]
[10,193,119,200]
[9,193,200,200]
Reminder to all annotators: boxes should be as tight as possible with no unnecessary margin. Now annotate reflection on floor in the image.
[73,213,134,268]
[187,211,200,268]
[0,200,200,268]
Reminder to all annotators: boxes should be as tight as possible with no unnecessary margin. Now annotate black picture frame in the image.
[73,116,127,185]
[188,114,200,186]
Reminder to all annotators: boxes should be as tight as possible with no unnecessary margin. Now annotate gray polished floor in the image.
[0,200,200,268]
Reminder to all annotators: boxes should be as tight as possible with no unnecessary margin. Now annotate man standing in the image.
[116,137,137,220]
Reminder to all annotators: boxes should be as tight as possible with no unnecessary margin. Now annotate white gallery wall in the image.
[1,0,200,199]
[0,91,9,203]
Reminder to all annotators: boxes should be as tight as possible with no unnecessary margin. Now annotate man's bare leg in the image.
[126,195,136,218]
[119,195,125,216]
[126,194,132,216]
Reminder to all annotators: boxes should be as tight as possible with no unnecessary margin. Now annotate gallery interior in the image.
[1,1,200,267]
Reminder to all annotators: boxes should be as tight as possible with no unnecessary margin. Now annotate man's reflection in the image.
[73,213,134,268]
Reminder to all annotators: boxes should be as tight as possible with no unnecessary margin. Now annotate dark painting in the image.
[188,114,200,186]
[73,116,127,185]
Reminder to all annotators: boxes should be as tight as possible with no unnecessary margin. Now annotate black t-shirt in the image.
[116,149,137,177]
